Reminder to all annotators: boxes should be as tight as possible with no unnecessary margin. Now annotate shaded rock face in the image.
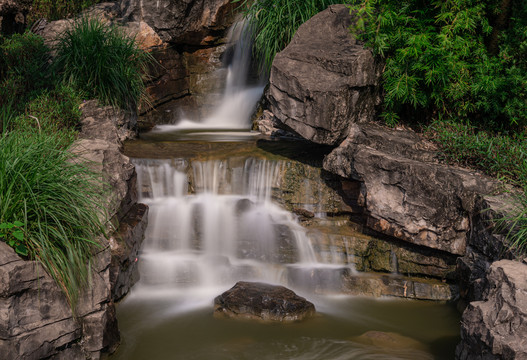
[267,4,383,145]
[0,101,148,359]
[214,281,316,322]
[456,260,527,360]
[0,0,32,34]
[457,194,517,305]
[323,123,499,256]
[120,0,236,45]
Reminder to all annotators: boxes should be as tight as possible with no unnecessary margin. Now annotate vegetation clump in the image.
[54,17,153,111]
[347,0,527,130]
[234,0,344,71]
[0,16,151,307]
[0,132,105,308]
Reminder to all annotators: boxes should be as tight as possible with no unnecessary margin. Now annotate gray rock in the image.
[456,260,527,359]
[119,0,237,45]
[458,194,518,305]
[267,4,383,145]
[323,123,499,255]
[110,202,149,301]
[0,100,148,359]
[214,281,316,322]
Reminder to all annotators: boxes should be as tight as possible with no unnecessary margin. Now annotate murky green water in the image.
[112,295,459,360]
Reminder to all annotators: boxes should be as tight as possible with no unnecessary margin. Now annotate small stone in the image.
[214,281,316,322]
[353,331,429,352]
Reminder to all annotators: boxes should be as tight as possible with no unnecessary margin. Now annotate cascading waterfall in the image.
[153,20,264,132]
[131,157,351,311]
[113,17,461,360]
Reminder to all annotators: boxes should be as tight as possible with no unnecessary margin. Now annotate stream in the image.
[110,25,460,360]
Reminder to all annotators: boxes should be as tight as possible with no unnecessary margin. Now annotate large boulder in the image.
[323,123,500,255]
[267,4,383,145]
[214,281,316,322]
[456,260,527,359]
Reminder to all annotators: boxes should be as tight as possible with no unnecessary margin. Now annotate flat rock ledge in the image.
[214,282,316,322]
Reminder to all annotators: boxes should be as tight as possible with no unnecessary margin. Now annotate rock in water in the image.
[214,281,316,322]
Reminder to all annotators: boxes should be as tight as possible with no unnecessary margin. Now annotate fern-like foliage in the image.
[348,0,527,129]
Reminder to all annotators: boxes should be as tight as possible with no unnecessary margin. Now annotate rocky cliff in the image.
[0,101,148,360]
[257,4,527,359]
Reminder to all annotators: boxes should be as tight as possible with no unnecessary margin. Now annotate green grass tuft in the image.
[235,0,343,71]
[53,16,154,111]
[427,120,527,188]
[0,131,106,309]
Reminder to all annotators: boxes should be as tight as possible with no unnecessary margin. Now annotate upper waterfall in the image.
[153,21,264,132]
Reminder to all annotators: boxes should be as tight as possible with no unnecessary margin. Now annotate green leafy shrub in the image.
[28,0,102,23]
[13,85,82,140]
[0,131,106,308]
[53,17,153,111]
[0,31,51,109]
[235,0,343,71]
[348,0,527,129]
[0,221,27,256]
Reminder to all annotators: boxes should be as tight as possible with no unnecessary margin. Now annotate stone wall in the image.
[0,101,148,359]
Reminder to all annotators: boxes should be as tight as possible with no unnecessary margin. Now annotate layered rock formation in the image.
[323,123,499,256]
[214,281,316,322]
[119,0,239,124]
[456,260,527,359]
[0,101,148,359]
[259,4,527,359]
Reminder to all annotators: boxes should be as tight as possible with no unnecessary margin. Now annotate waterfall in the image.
[130,158,354,308]
[153,21,264,132]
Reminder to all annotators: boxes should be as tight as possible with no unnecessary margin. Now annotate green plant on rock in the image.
[347,0,527,129]
[53,16,154,112]
[0,31,51,110]
[0,221,28,256]
[0,131,106,309]
[28,0,102,24]
[234,0,344,71]
[13,84,82,140]
[500,195,527,254]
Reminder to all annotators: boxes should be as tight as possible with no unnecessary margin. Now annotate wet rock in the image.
[214,281,316,322]
[110,202,149,301]
[354,331,429,352]
[456,260,527,360]
[323,123,500,255]
[267,4,383,145]
[276,159,354,216]
[343,273,457,301]
[457,194,519,305]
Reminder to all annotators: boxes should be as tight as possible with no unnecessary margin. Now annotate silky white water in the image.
[152,21,264,132]
[129,157,353,313]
